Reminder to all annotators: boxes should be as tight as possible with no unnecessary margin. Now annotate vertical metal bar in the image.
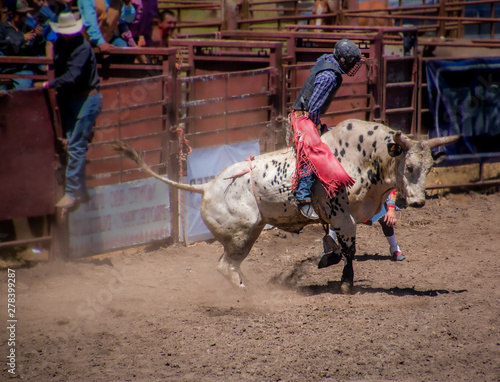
[165,52,179,243]
[272,43,283,150]
[410,55,418,136]
[416,56,423,138]
[225,74,229,145]
[458,0,465,38]
[381,53,387,124]
[50,209,69,262]
[438,0,446,37]
[373,31,384,122]
[116,87,123,183]
[490,2,495,39]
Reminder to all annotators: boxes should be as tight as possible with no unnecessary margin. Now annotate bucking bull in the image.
[114,119,460,293]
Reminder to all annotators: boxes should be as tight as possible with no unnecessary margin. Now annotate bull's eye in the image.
[406,166,414,173]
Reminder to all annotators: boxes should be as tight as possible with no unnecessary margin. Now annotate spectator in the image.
[42,11,102,209]
[140,0,156,46]
[124,0,143,45]
[117,0,148,63]
[0,0,46,89]
[124,0,159,49]
[78,0,136,53]
[26,0,69,46]
[157,9,176,47]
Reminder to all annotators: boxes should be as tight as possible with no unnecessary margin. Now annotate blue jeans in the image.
[296,165,316,202]
[62,92,103,199]
[0,69,35,90]
[12,70,34,89]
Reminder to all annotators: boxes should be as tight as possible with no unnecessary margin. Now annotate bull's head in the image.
[391,132,461,208]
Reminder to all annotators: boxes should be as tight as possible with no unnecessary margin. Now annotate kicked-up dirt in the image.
[2,191,499,381]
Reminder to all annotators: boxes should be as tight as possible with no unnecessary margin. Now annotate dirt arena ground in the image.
[2,191,499,381]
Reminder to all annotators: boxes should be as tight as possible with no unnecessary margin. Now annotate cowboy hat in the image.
[7,0,33,14]
[49,12,83,35]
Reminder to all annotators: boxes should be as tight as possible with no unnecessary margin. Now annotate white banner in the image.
[69,178,170,258]
[184,141,260,243]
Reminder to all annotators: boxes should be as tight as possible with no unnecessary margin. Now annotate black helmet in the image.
[333,39,362,76]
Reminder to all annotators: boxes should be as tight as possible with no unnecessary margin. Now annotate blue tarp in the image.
[426,59,500,156]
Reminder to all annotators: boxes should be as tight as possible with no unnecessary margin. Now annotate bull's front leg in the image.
[314,189,357,293]
[317,218,357,294]
[340,239,356,294]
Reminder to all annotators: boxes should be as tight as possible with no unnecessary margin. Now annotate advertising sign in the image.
[69,178,170,257]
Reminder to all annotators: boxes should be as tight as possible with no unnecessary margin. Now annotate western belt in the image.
[294,110,309,117]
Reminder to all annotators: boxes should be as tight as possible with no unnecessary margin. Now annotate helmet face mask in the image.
[333,39,362,77]
[346,59,363,76]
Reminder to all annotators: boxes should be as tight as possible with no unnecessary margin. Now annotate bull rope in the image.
[175,125,192,244]
[224,155,262,218]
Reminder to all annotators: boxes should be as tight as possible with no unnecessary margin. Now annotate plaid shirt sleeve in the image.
[307,70,339,126]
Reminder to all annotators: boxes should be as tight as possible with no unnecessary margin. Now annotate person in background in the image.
[42,11,102,209]
[78,0,136,53]
[128,0,156,46]
[290,39,362,219]
[26,0,69,47]
[363,189,405,261]
[157,9,176,47]
[117,0,147,62]
[0,0,46,89]
[125,0,143,45]
[321,190,405,263]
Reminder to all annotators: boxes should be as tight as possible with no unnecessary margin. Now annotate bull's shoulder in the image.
[334,119,392,135]
[324,119,398,151]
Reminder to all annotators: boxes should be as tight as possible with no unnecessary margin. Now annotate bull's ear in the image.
[387,143,403,157]
[432,150,447,165]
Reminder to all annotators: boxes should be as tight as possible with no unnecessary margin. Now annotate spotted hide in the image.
[114,119,460,293]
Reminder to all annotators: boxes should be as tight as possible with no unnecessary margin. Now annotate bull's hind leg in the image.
[216,223,265,288]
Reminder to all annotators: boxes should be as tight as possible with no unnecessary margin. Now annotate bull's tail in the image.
[111,140,205,194]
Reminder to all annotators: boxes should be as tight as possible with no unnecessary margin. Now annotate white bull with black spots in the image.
[114,119,460,293]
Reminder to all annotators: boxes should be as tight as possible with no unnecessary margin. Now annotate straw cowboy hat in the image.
[7,0,33,14]
[49,12,83,35]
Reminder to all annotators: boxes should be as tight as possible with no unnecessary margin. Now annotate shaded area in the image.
[300,281,467,297]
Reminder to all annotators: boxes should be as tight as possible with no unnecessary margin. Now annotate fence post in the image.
[270,43,284,150]
[438,0,446,37]
[49,209,69,262]
[164,51,180,243]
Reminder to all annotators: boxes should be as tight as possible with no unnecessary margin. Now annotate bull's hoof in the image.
[340,282,353,294]
[318,252,342,269]
[216,262,246,289]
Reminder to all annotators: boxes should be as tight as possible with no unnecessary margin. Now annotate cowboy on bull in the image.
[291,39,363,219]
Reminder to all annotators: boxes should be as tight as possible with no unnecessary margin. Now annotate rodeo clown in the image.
[290,39,363,219]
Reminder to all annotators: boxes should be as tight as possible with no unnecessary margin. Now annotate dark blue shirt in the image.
[48,34,100,94]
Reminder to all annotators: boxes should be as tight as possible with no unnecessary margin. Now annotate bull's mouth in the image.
[409,201,426,208]
[395,197,408,209]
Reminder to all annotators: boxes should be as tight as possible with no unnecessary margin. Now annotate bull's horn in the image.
[394,131,413,151]
[427,134,462,149]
